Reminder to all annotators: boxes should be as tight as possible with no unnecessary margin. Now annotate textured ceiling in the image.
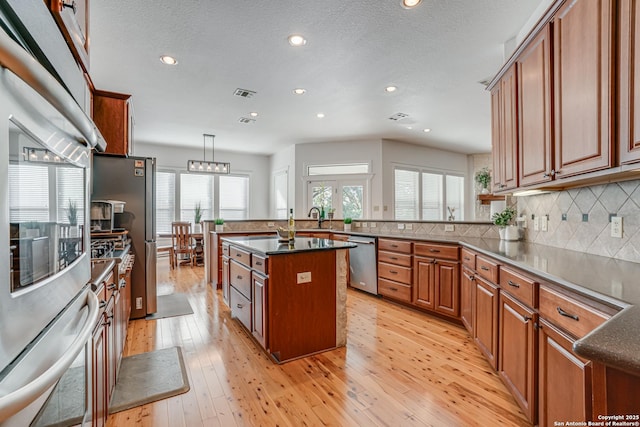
[89,0,543,155]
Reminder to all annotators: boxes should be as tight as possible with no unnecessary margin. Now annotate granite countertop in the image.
[222,236,356,255]
[90,259,115,291]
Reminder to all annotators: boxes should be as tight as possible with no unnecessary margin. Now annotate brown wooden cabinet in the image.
[413,243,460,318]
[377,238,413,303]
[93,90,134,156]
[413,257,435,310]
[222,254,230,305]
[553,0,614,178]
[517,24,553,186]
[618,0,640,165]
[474,275,500,370]
[492,65,519,192]
[251,272,268,349]
[460,266,475,335]
[498,292,537,423]
[91,318,106,427]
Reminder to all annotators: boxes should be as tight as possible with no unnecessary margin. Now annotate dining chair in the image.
[171,221,195,267]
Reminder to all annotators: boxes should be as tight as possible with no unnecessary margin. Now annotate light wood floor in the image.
[107,261,531,427]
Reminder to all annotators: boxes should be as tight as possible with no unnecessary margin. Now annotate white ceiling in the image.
[89,0,543,156]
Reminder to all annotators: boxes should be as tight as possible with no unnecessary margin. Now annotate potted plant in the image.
[67,199,79,237]
[491,206,519,240]
[214,218,224,232]
[343,217,352,232]
[194,202,202,233]
[475,167,492,194]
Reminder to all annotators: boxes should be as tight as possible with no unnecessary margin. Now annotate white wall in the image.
[269,145,296,217]
[134,142,271,218]
[381,139,470,220]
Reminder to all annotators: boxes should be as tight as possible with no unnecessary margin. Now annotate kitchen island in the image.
[221,236,356,363]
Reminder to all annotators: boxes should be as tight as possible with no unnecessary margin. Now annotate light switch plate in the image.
[611,216,623,238]
[267,222,275,227]
[362,222,368,227]
[444,224,454,232]
[397,223,405,230]
[370,222,376,228]
[533,216,539,231]
[297,272,312,284]
[540,215,548,232]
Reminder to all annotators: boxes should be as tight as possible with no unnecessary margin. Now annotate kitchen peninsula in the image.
[221,236,356,363]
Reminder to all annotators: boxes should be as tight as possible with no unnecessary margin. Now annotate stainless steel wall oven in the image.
[0,2,105,425]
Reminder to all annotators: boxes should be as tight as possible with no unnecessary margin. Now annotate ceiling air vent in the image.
[238,117,256,124]
[388,112,409,121]
[233,88,256,98]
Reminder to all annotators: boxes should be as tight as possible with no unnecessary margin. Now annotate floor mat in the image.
[108,346,190,414]
[146,293,193,320]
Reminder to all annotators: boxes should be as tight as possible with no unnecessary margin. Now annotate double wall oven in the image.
[0,4,106,426]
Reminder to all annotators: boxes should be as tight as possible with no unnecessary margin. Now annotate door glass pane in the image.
[394,169,419,220]
[422,173,443,220]
[311,182,333,212]
[342,185,363,219]
[274,171,287,219]
[446,175,464,221]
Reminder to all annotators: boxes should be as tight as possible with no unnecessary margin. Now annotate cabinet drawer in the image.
[230,246,251,267]
[378,238,412,254]
[230,260,251,299]
[252,254,268,275]
[378,262,412,285]
[476,255,499,283]
[222,243,230,256]
[539,285,610,339]
[378,278,412,303]
[414,243,459,260]
[230,286,252,331]
[461,248,476,270]
[378,250,412,267]
[499,266,538,308]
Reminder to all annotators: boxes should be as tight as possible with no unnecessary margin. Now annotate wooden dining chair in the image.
[171,221,195,267]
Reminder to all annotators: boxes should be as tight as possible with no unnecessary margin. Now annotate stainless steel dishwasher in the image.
[347,236,378,295]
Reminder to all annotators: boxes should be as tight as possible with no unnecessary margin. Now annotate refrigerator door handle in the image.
[145,241,157,315]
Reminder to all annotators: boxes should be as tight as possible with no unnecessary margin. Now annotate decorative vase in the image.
[481,187,490,195]
[194,223,202,234]
[215,224,223,232]
[344,224,352,232]
[499,225,520,241]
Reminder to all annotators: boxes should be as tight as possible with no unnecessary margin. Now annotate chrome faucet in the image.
[307,206,324,228]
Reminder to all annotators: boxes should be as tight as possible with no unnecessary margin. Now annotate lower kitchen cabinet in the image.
[460,266,475,334]
[413,257,435,310]
[251,271,268,349]
[413,243,460,318]
[538,318,593,426]
[92,313,107,427]
[498,292,537,423]
[222,254,230,305]
[474,275,500,369]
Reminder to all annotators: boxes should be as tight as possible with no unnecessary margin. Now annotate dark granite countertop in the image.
[221,236,356,255]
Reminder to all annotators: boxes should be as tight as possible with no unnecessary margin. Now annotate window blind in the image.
[394,169,419,220]
[274,171,288,219]
[180,173,213,223]
[9,164,50,222]
[422,172,443,220]
[219,175,249,219]
[445,175,464,221]
[56,167,85,225]
[156,171,175,234]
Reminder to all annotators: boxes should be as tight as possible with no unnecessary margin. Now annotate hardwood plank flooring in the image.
[108,261,531,426]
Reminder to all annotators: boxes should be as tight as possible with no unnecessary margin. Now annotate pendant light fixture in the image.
[187,133,230,174]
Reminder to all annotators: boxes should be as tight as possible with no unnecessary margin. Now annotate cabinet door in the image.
[252,272,268,350]
[434,259,460,317]
[539,319,593,426]
[491,66,518,192]
[518,25,553,186]
[553,0,613,177]
[105,298,116,402]
[93,91,133,156]
[460,267,475,334]
[222,256,230,306]
[619,0,640,164]
[413,257,435,310]
[491,85,503,193]
[92,322,107,427]
[498,293,537,423]
[474,276,499,369]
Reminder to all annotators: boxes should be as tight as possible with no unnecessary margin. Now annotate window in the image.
[274,171,288,219]
[307,179,367,219]
[155,171,175,234]
[180,173,213,222]
[57,167,86,226]
[219,175,249,219]
[394,167,465,221]
[308,163,369,175]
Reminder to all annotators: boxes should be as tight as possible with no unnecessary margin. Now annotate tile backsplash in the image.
[516,179,640,263]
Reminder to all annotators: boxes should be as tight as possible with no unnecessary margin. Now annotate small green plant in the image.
[491,206,517,227]
[215,218,224,225]
[194,202,202,223]
[475,167,492,190]
[67,199,78,225]
[343,217,352,224]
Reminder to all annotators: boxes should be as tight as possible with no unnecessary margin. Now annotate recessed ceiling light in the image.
[293,88,306,95]
[288,34,307,47]
[402,0,422,9]
[385,86,397,93]
[159,55,178,65]
[423,128,431,133]
[407,126,413,130]
[250,112,259,117]
[317,113,325,118]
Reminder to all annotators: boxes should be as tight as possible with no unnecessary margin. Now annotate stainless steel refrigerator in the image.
[92,154,157,318]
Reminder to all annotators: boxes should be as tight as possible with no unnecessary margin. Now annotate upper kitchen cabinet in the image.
[491,65,519,193]
[553,0,614,178]
[618,0,640,165]
[93,90,134,156]
[48,0,90,73]
[517,25,553,187]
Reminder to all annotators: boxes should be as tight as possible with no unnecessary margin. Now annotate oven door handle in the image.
[0,29,106,151]
[0,290,99,422]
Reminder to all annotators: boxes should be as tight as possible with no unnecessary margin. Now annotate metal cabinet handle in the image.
[107,283,116,290]
[429,249,440,253]
[255,261,262,266]
[99,300,107,308]
[391,244,398,248]
[390,287,398,291]
[480,266,490,271]
[463,272,475,281]
[236,304,243,309]
[464,257,471,261]
[507,280,520,288]
[236,275,243,280]
[523,315,532,322]
[557,306,579,321]
[390,257,398,261]
[62,0,77,14]
[389,270,398,274]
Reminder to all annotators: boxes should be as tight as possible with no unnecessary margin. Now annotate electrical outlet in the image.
[362,222,368,227]
[136,297,142,310]
[267,222,275,227]
[611,216,623,238]
[355,222,361,227]
[297,272,312,284]
[540,215,548,232]
[397,223,405,230]
[444,224,455,232]
[370,222,377,228]
[533,216,539,231]
[406,224,413,230]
